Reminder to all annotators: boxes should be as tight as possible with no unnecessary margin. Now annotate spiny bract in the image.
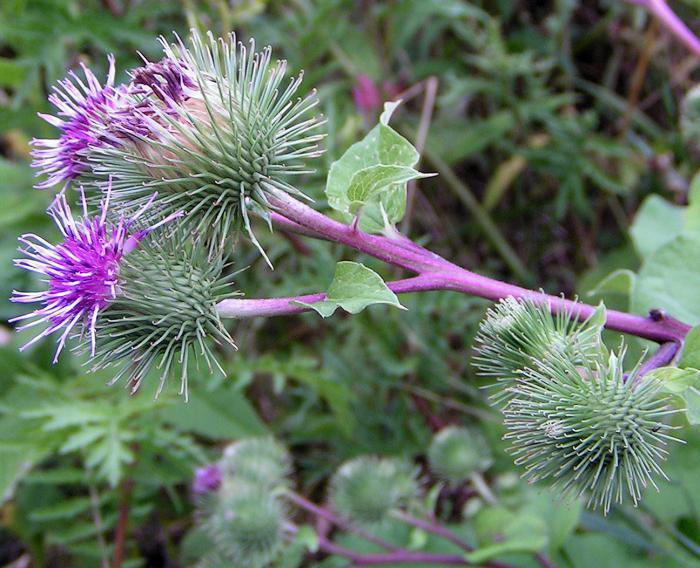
[474,297,604,404]
[91,29,325,259]
[503,348,679,513]
[89,234,238,398]
[203,483,286,568]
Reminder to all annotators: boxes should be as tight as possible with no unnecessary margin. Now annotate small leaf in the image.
[468,510,548,563]
[632,234,700,325]
[680,326,700,369]
[648,366,700,425]
[630,195,686,260]
[295,261,405,317]
[588,269,636,297]
[326,101,430,232]
[408,527,428,550]
[295,525,319,553]
[347,165,433,215]
[647,366,700,394]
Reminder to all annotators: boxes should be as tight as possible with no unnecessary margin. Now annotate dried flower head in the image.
[31,56,143,190]
[11,182,176,362]
[92,30,325,260]
[504,348,679,513]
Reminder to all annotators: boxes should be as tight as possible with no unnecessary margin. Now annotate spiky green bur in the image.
[93,30,325,254]
[474,297,604,404]
[204,483,285,568]
[220,437,290,488]
[428,426,493,485]
[329,457,418,525]
[504,349,678,513]
[90,237,237,398]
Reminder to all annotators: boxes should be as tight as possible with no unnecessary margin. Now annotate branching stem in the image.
[219,191,690,345]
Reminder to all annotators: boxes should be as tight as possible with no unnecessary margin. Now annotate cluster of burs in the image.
[14,30,323,396]
[193,298,679,566]
[193,431,492,568]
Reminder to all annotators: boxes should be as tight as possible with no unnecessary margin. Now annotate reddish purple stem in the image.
[220,191,690,345]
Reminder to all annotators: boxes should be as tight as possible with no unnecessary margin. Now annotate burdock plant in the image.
[10,24,697,525]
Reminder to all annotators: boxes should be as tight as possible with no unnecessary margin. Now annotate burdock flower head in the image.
[11,181,179,362]
[91,30,325,259]
[504,348,679,513]
[31,56,143,191]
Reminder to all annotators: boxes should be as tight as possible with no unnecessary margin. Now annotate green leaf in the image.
[588,269,636,298]
[326,101,429,232]
[632,233,700,325]
[0,443,39,504]
[647,366,700,424]
[647,366,700,394]
[295,261,405,317]
[468,508,548,563]
[680,326,700,369]
[0,58,28,87]
[346,164,432,215]
[159,387,267,440]
[630,195,686,260]
[30,496,93,522]
[295,524,319,553]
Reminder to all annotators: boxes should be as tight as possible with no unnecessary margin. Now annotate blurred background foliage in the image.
[2,0,700,566]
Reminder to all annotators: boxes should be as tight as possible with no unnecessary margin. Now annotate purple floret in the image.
[193,464,222,495]
[31,55,144,191]
[11,180,181,362]
[131,56,195,106]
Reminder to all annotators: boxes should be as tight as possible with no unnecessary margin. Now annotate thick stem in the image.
[637,341,681,377]
[219,250,689,344]
[267,190,453,274]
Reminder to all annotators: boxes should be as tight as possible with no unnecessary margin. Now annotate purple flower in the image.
[130,56,195,107]
[11,181,181,362]
[193,464,222,495]
[31,56,142,191]
[352,74,382,114]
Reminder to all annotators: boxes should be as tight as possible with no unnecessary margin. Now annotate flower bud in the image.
[220,437,290,489]
[329,456,418,525]
[204,482,285,568]
[474,297,603,404]
[428,426,493,485]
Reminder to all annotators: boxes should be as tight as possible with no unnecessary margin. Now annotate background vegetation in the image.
[2,0,700,566]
